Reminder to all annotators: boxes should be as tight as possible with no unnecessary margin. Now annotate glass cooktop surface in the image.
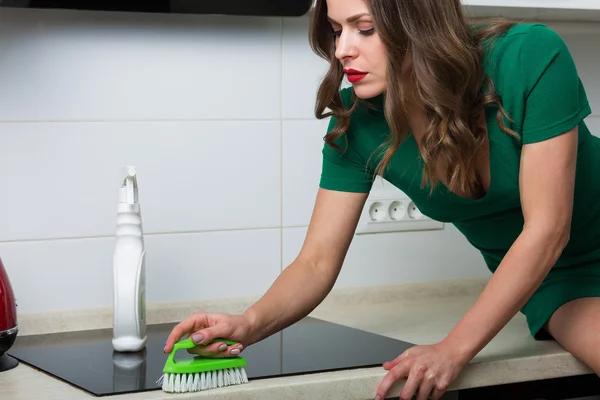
[9,317,414,397]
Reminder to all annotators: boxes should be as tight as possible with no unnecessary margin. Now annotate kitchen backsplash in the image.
[1,8,599,314]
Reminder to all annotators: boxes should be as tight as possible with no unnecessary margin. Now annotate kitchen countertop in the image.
[1,277,593,400]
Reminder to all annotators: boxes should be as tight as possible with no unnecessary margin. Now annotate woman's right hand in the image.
[163,311,255,358]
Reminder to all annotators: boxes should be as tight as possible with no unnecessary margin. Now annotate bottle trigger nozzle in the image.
[122,166,138,205]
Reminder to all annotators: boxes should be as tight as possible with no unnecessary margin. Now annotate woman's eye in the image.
[359,27,375,36]
[332,29,341,38]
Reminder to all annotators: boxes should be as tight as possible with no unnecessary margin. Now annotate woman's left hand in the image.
[375,341,470,400]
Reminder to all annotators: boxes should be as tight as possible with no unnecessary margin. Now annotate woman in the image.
[165,0,600,399]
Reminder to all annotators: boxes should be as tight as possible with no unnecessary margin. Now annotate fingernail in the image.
[163,346,167,352]
[192,334,203,343]
[231,348,240,355]
[218,344,227,352]
[374,396,381,400]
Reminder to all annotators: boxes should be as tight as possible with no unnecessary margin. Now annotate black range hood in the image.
[0,0,314,17]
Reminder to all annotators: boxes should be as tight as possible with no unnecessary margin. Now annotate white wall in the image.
[0,8,598,314]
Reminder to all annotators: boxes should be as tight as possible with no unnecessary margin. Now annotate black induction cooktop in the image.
[8,317,414,397]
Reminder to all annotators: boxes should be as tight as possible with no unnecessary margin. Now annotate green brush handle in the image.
[163,337,247,374]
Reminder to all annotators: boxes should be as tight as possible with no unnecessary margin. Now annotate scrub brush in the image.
[157,337,249,393]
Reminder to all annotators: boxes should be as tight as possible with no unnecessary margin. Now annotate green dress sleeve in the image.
[318,88,374,193]
[319,114,374,193]
[519,25,592,144]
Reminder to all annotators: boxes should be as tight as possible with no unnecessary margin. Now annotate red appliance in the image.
[0,257,18,372]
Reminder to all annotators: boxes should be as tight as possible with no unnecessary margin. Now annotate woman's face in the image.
[326,0,388,99]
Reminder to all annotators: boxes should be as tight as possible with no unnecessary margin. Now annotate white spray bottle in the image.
[112,166,147,353]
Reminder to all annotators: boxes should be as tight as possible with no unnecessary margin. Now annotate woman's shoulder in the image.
[326,87,388,151]
[491,22,567,53]
[482,22,573,92]
[499,21,558,38]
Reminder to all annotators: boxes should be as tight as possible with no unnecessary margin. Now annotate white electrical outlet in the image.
[355,197,443,235]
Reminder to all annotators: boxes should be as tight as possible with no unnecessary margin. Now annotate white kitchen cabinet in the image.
[311,0,600,23]
[462,0,600,22]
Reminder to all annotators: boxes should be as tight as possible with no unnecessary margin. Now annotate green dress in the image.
[319,23,600,339]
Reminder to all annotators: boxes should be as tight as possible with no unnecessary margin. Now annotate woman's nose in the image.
[334,32,358,60]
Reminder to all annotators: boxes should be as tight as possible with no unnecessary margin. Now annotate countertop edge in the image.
[3,352,592,400]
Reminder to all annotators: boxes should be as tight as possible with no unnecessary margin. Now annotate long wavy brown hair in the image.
[309,0,519,198]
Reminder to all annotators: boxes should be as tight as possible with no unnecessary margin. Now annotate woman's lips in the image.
[344,68,368,83]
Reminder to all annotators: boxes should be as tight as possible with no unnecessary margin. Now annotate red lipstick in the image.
[344,68,368,83]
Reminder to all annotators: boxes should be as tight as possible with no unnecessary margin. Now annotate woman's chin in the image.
[352,83,385,100]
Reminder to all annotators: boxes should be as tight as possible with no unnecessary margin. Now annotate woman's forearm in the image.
[442,227,569,364]
[242,257,338,345]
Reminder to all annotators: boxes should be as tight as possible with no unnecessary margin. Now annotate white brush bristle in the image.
[156,367,248,393]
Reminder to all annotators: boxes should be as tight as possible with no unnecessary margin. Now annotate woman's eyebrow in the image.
[327,12,370,24]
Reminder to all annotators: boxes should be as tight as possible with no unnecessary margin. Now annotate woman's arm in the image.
[243,187,368,345]
[442,126,579,363]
